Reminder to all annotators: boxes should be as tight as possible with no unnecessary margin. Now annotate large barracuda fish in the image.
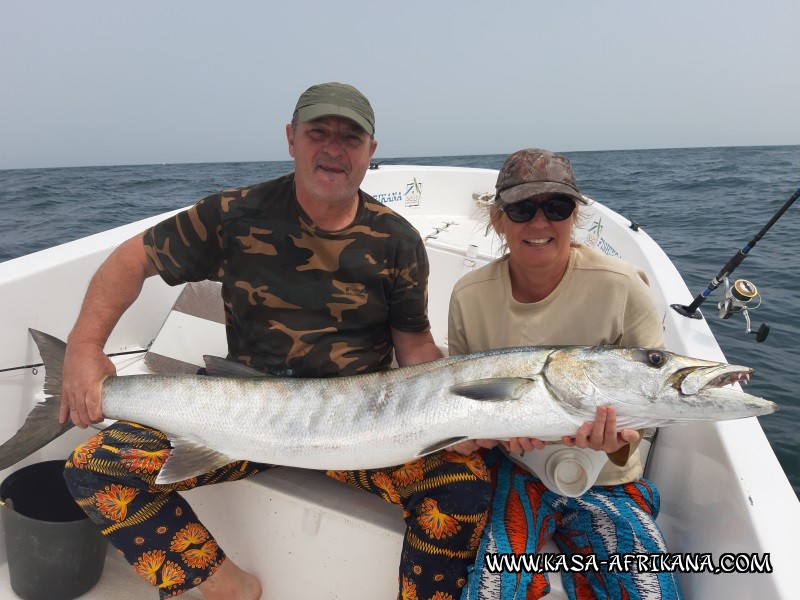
[0,330,777,485]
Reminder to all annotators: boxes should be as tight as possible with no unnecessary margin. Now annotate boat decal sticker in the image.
[586,218,620,258]
[371,178,424,208]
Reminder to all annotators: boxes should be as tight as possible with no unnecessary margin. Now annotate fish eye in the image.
[647,350,666,367]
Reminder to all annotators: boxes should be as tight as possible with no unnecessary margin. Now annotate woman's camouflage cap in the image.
[495,149,587,205]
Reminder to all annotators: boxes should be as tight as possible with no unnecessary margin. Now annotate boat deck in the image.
[0,550,204,599]
[4,464,568,599]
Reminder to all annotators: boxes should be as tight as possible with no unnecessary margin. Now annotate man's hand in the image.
[57,233,156,428]
[59,341,115,428]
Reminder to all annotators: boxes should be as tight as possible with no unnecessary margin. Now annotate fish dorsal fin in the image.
[417,437,468,457]
[450,378,531,401]
[156,434,236,485]
[202,356,266,378]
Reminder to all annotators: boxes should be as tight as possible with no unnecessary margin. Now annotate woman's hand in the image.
[447,437,547,456]
[446,439,501,456]
[562,406,639,453]
[445,406,638,457]
[501,437,546,454]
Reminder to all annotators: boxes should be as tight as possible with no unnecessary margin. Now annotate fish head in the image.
[541,346,778,426]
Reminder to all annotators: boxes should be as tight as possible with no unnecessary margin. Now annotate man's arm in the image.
[61,233,158,428]
[390,327,442,367]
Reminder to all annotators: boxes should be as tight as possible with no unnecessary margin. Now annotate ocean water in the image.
[1,146,798,497]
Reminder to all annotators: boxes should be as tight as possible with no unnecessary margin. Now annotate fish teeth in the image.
[710,371,751,387]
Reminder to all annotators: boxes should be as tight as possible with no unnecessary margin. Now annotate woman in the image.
[448,149,682,600]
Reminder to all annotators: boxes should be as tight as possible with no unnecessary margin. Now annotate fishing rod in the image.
[0,349,147,374]
[671,186,800,342]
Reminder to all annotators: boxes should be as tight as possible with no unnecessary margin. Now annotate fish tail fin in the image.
[0,330,74,470]
[29,329,67,404]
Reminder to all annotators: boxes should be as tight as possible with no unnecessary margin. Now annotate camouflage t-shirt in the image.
[143,173,430,377]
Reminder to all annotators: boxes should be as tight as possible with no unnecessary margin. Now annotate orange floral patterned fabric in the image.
[327,450,491,599]
[64,421,269,598]
[65,421,491,599]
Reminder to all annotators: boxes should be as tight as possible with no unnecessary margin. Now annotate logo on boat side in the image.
[403,178,422,207]
[585,218,620,257]
[372,191,404,204]
[371,179,423,208]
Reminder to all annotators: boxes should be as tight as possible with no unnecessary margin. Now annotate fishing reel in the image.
[717,277,770,342]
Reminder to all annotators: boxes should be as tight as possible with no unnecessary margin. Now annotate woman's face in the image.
[497,194,576,271]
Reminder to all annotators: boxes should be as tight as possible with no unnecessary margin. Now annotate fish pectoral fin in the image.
[417,437,468,457]
[450,378,531,401]
[155,434,236,485]
[203,356,267,378]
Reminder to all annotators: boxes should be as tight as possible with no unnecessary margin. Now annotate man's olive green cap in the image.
[294,82,375,135]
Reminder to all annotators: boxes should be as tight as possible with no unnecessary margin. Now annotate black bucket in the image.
[1,460,108,600]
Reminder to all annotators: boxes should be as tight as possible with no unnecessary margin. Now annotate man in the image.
[61,82,490,599]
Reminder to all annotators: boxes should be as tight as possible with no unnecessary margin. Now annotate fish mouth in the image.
[676,365,753,395]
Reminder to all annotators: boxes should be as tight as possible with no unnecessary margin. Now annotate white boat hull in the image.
[0,165,797,599]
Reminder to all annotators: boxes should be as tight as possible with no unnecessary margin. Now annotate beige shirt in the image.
[447,244,665,485]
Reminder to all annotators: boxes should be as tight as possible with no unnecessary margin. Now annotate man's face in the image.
[287,116,378,206]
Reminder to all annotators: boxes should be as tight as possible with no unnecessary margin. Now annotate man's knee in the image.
[62,431,107,498]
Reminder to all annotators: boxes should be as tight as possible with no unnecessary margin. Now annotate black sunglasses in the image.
[501,196,577,223]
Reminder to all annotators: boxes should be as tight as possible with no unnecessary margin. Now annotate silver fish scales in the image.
[0,330,777,485]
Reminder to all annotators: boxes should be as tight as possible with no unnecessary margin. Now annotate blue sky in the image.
[2,0,798,169]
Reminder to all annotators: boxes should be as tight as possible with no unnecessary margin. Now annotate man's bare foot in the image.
[197,557,262,599]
